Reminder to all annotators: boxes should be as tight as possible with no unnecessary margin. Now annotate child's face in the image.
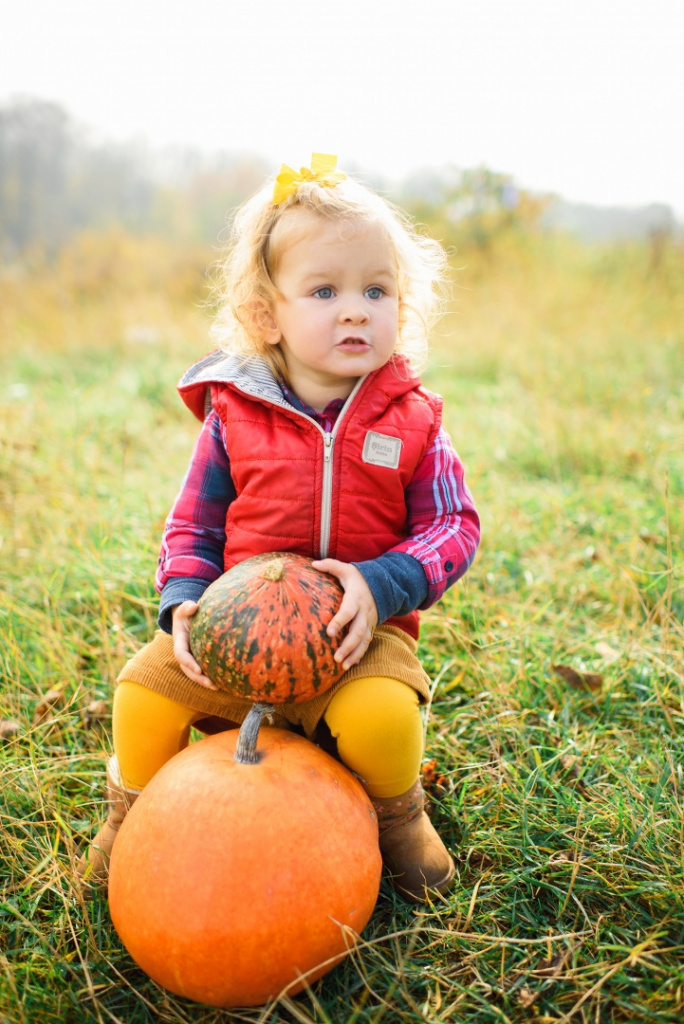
[265,213,399,408]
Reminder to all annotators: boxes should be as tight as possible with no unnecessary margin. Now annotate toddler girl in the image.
[80,154,480,902]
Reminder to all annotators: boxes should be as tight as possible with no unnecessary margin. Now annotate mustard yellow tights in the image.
[113,676,423,798]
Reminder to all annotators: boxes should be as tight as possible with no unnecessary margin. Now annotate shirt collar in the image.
[280,383,346,432]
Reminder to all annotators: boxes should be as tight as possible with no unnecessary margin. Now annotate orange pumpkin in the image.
[108,706,382,1008]
[189,552,346,703]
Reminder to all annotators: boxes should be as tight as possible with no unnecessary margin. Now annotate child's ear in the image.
[246,300,281,346]
[263,307,281,347]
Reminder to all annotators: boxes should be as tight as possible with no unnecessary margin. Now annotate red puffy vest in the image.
[180,356,442,637]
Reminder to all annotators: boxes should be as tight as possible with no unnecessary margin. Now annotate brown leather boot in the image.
[372,780,455,903]
[77,756,141,883]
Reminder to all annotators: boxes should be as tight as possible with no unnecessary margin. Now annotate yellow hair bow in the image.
[272,152,346,206]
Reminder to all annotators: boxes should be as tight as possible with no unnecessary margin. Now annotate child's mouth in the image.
[337,338,370,351]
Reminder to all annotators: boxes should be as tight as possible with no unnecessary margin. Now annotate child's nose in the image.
[339,299,370,324]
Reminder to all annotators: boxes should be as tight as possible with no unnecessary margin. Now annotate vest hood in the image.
[177,351,424,421]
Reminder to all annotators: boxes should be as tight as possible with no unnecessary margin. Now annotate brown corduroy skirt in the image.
[116,624,431,738]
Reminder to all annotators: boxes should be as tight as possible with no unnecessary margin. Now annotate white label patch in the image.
[362,431,403,469]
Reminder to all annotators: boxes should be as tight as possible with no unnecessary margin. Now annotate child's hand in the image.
[171,601,218,690]
[311,560,378,671]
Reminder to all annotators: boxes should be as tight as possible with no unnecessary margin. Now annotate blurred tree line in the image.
[13,96,645,269]
[4,94,680,288]
[1,98,153,257]
[399,166,547,255]
[0,97,269,259]
[2,96,680,271]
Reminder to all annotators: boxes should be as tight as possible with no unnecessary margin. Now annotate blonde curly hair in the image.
[209,168,448,381]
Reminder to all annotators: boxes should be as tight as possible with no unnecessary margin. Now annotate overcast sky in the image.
[3,0,683,215]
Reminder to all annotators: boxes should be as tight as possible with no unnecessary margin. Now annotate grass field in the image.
[1,226,683,1023]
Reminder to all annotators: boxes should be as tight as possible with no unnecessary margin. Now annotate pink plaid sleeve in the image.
[155,411,235,592]
[390,426,480,607]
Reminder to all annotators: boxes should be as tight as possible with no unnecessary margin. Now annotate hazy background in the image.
[2,0,683,221]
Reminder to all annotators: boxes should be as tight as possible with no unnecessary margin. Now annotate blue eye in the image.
[314,286,334,299]
[365,286,384,300]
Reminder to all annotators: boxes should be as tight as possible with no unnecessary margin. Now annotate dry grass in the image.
[1,226,683,1022]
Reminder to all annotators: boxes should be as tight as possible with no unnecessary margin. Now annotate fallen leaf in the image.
[518,986,539,1008]
[533,950,570,978]
[0,719,20,741]
[558,756,592,796]
[548,850,577,864]
[83,700,110,728]
[421,758,448,796]
[548,847,589,864]
[33,688,64,725]
[552,664,603,692]
[467,850,494,871]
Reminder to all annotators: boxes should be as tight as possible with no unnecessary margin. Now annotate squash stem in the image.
[234,702,272,764]
[259,559,285,582]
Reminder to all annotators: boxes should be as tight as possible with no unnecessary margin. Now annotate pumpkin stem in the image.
[259,559,285,583]
[234,702,272,764]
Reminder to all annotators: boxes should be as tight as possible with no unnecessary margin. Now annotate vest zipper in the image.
[319,433,334,558]
[316,374,367,558]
